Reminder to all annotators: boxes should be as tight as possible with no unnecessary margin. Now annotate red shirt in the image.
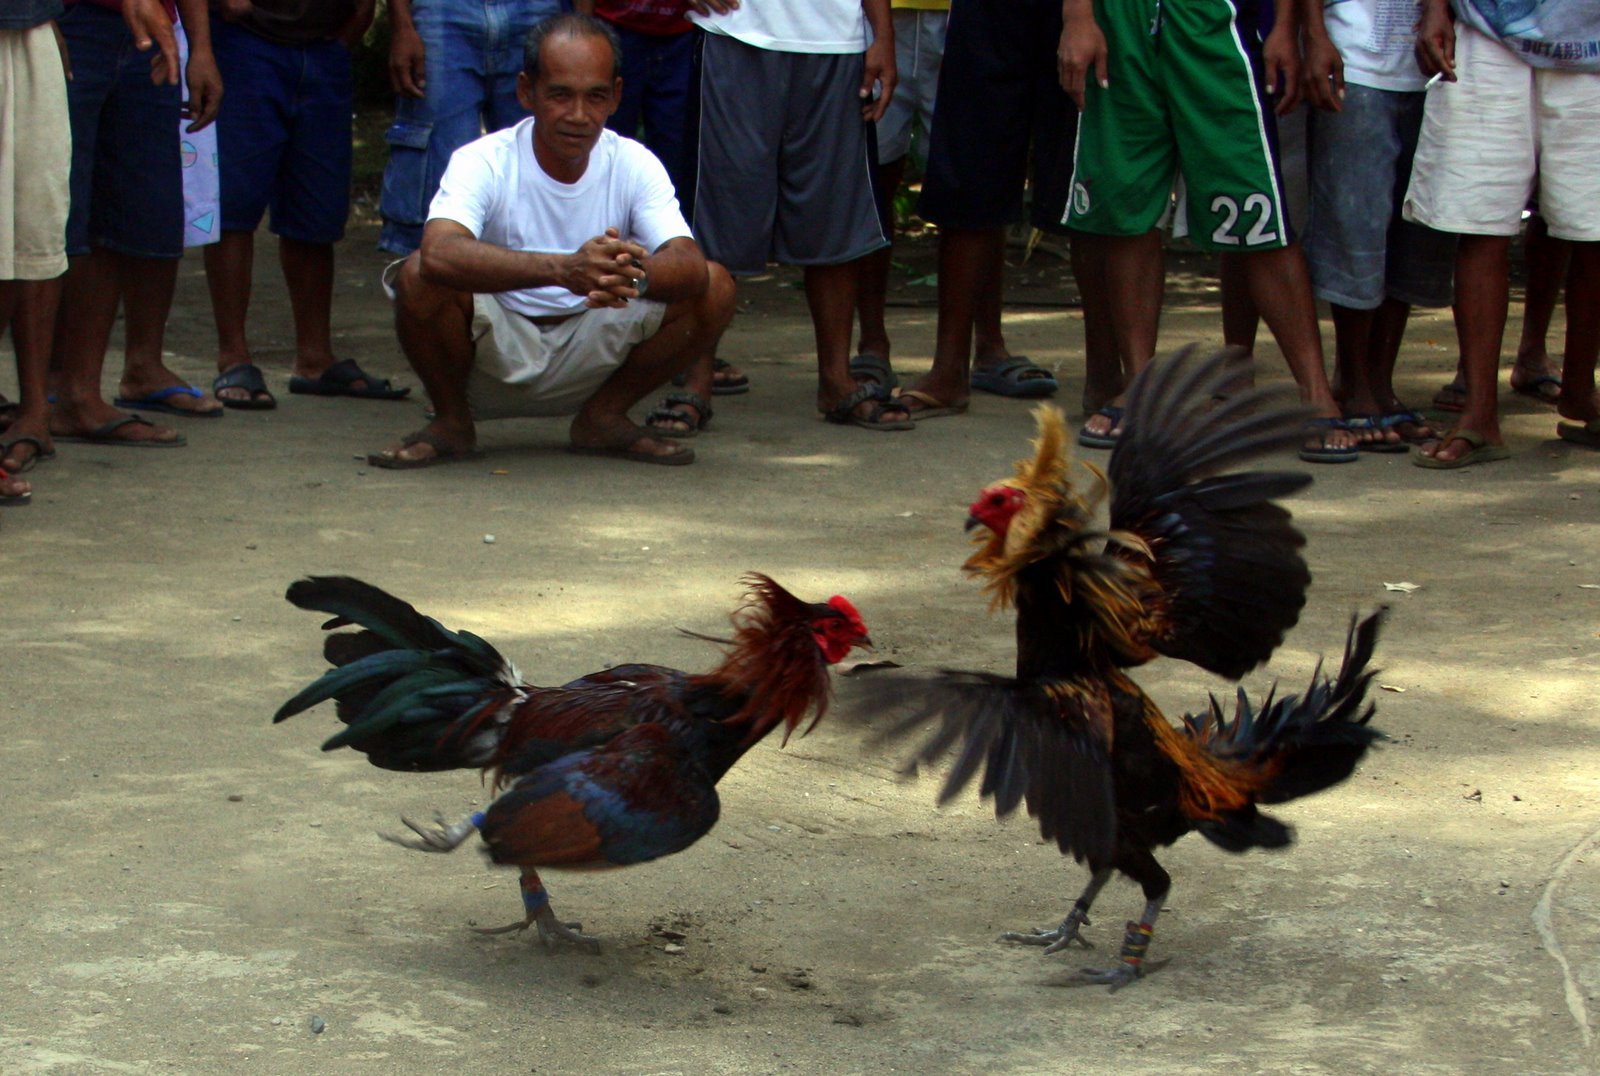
[594,0,691,36]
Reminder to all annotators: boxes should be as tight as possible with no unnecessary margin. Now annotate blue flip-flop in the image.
[114,384,224,418]
[1300,417,1360,464]
[972,356,1058,399]
[1077,405,1122,449]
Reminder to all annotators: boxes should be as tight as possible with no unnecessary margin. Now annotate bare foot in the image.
[0,466,29,502]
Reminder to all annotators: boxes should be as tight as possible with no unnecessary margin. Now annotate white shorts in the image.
[1403,25,1600,242]
[382,260,668,418]
[876,9,947,165]
[465,294,667,420]
[0,24,70,280]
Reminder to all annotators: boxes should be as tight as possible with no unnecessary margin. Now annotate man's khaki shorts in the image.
[466,292,668,420]
[0,24,70,280]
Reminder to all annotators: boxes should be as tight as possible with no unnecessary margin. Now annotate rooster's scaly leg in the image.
[1079,895,1164,992]
[472,868,600,953]
[1001,868,1113,953]
[381,810,484,853]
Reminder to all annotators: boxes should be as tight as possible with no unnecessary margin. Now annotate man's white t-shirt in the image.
[688,0,866,54]
[427,119,691,317]
[1321,0,1429,91]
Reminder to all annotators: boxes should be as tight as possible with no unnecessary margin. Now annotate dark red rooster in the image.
[274,573,870,950]
[865,346,1386,990]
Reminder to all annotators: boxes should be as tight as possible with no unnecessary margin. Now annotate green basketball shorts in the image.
[1064,0,1292,252]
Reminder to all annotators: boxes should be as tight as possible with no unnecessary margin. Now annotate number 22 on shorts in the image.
[1210,193,1279,247]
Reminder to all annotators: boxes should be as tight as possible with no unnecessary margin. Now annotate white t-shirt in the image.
[1321,0,1429,91]
[427,119,691,317]
[688,0,866,54]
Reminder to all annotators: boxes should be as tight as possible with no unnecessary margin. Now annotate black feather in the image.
[1109,346,1315,678]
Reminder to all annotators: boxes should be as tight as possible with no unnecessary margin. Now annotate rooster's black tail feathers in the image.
[1186,608,1387,850]
[274,577,520,771]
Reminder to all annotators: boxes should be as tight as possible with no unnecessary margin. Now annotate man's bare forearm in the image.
[177,0,211,50]
[637,239,710,304]
[862,0,891,40]
[389,0,413,30]
[420,229,571,294]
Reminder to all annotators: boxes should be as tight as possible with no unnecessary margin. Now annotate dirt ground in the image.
[2,227,1598,1075]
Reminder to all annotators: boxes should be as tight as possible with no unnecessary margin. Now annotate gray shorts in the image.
[1306,84,1455,311]
[876,9,946,165]
[691,32,888,274]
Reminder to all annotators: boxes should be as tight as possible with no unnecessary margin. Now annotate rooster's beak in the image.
[964,515,982,533]
[857,636,875,651]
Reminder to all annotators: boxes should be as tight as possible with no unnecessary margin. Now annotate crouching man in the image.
[371,13,734,469]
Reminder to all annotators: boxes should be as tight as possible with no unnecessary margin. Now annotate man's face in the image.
[518,34,621,168]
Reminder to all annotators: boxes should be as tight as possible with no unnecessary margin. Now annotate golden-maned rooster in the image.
[868,346,1385,990]
[275,574,870,950]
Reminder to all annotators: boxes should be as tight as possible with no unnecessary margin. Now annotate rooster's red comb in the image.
[826,595,867,635]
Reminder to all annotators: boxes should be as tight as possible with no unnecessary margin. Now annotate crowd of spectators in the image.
[1,0,1596,504]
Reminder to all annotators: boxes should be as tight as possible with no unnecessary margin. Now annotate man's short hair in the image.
[523,14,624,83]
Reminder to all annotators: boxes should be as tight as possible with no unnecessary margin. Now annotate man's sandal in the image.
[646,392,713,439]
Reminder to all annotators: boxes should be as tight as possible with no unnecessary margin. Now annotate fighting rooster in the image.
[274,574,870,950]
[867,346,1385,990]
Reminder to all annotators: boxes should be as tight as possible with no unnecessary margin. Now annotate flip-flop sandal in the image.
[848,353,899,393]
[646,392,713,439]
[0,466,29,507]
[711,358,750,396]
[1375,410,1437,445]
[1510,372,1562,404]
[1298,417,1359,464]
[971,356,1058,399]
[289,358,411,400]
[0,435,56,472]
[568,431,696,466]
[113,384,224,418]
[1431,379,1466,414]
[1556,417,1600,448]
[1411,428,1510,469]
[1077,405,1122,449]
[822,383,913,432]
[367,431,485,470]
[898,388,967,421]
[1344,415,1409,453]
[53,414,186,447]
[214,363,277,410]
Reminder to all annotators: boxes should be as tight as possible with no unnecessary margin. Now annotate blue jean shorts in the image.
[58,3,183,258]
[377,0,564,255]
[1305,84,1455,310]
[211,18,354,244]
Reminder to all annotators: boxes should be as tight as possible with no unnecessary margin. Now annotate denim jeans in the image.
[212,18,354,244]
[59,2,183,258]
[378,0,568,254]
[608,25,694,201]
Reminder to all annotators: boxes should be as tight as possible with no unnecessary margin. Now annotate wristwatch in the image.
[633,270,650,299]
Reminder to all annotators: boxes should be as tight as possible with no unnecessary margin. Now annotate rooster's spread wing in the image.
[860,672,1118,863]
[1107,346,1314,679]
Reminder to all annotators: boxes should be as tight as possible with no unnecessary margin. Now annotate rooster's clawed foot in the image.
[473,907,601,953]
[1000,906,1093,954]
[381,811,477,853]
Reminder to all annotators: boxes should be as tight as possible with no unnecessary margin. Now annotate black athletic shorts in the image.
[917,0,1081,234]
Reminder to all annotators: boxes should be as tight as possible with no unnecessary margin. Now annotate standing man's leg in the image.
[1510,213,1570,402]
[50,3,183,446]
[0,19,70,480]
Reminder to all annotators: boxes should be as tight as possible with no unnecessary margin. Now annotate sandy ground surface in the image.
[2,227,1598,1075]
